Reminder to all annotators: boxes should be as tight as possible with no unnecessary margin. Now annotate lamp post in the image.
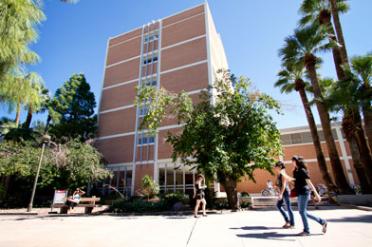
[27,134,51,212]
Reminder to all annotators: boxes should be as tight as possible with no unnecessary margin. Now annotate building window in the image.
[141,78,157,87]
[144,31,159,43]
[143,55,158,65]
[138,135,155,145]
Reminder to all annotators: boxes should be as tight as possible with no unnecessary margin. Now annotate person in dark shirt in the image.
[274,161,295,228]
[292,156,328,236]
[193,174,207,218]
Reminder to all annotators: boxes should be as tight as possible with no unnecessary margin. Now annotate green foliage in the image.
[0,139,110,190]
[48,74,97,141]
[110,198,166,213]
[141,175,159,199]
[0,0,45,79]
[138,70,281,208]
[0,72,44,126]
[161,192,189,208]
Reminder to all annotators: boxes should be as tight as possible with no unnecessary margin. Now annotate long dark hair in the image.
[292,156,308,171]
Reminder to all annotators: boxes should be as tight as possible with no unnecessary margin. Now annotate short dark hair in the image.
[275,161,285,169]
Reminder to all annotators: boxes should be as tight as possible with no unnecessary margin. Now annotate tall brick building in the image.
[96,3,358,197]
[96,3,228,196]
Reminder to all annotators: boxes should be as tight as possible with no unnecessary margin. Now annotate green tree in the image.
[350,54,372,153]
[0,0,44,79]
[0,72,44,127]
[47,74,97,141]
[23,84,50,129]
[138,71,282,209]
[275,64,336,191]
[0,139,110,202]
[141,175,159,201]
[299,0,372,192]
[279,25,352,193]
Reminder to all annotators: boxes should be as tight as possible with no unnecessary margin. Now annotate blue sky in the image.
[1,0,371,129]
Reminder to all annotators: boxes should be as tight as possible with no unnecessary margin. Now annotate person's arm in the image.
[80,190,86,196]
[280,170,295,182]
[306,179,321,202]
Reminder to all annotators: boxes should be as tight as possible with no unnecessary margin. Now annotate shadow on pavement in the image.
[230,226,283,230]
[236,231,322,241]
[327,214,372,223]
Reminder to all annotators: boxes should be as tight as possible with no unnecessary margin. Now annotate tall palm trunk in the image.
[362,105,372,154]
[342,120,372,193]
[329,0,349,63]
[296,79,336,191]
[24,105,33,129]
[321,6,372,191]
[342,111,372,193]
[15,101,21,127]
[305,54,352,193]
[319,9,346,80]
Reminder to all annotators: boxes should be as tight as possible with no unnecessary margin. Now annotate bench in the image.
[250,195,329,209]
[53,196,100,214]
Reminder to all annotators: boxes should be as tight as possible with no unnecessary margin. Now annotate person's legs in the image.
[201,198,207,216]
[194,199,201,217]
[298,193,310,234]
[276,197,290,225]
[283,191,295,226]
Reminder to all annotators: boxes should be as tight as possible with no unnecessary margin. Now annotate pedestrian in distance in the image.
[274,161,295,228]
[291,156,328,236]
[193,174,207,218]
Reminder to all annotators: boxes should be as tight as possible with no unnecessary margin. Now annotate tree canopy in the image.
[48,74,97,141]
[138,70,282,208]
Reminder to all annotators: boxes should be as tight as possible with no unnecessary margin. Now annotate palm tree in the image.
[324,74,372,193]
[299,0,372,192]
[299,0,348,79]
[23,80,49,129]
[0,0,44,79]
[351,54,372,153]
[328,0,349,63]
[275,64,336,191]
[279,25,352,193]
[0,73,44,127]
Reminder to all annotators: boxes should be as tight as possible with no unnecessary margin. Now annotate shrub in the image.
[140,175,159,200]
[110,198,166,213]
[161,192,189,209]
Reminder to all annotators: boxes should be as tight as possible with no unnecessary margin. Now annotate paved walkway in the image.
[0,208,371,247]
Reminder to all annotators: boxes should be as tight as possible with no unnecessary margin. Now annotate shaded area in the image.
[327,214,372,223]
[236,231,322,241]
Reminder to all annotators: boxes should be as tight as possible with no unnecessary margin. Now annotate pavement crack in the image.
[186,218,198,247]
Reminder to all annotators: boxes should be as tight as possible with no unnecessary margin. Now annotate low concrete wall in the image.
[336,195,372,206]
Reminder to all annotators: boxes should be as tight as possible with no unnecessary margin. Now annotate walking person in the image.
[274,161,295,228]
[292,156,328,236]
[193,174,207,218]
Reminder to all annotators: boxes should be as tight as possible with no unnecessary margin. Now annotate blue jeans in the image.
[276,190,294,226]
[298,192,326,233]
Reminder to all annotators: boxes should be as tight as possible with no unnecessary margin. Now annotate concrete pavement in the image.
[0,208,371,247]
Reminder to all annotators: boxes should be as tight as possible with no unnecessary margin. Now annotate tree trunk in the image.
[44,115,51,134]
[321,10,347,79]
[23,105,33,129]
[305,56,352,193]
[361,98,372,154]
[329,0,349,64]
[353,112,372,178]
[342,115,372,193]
[222,177,239,210]
[296,81,336,191]
[15,102,21,127]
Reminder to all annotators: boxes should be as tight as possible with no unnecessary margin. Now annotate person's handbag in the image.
[290,189,297,198]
